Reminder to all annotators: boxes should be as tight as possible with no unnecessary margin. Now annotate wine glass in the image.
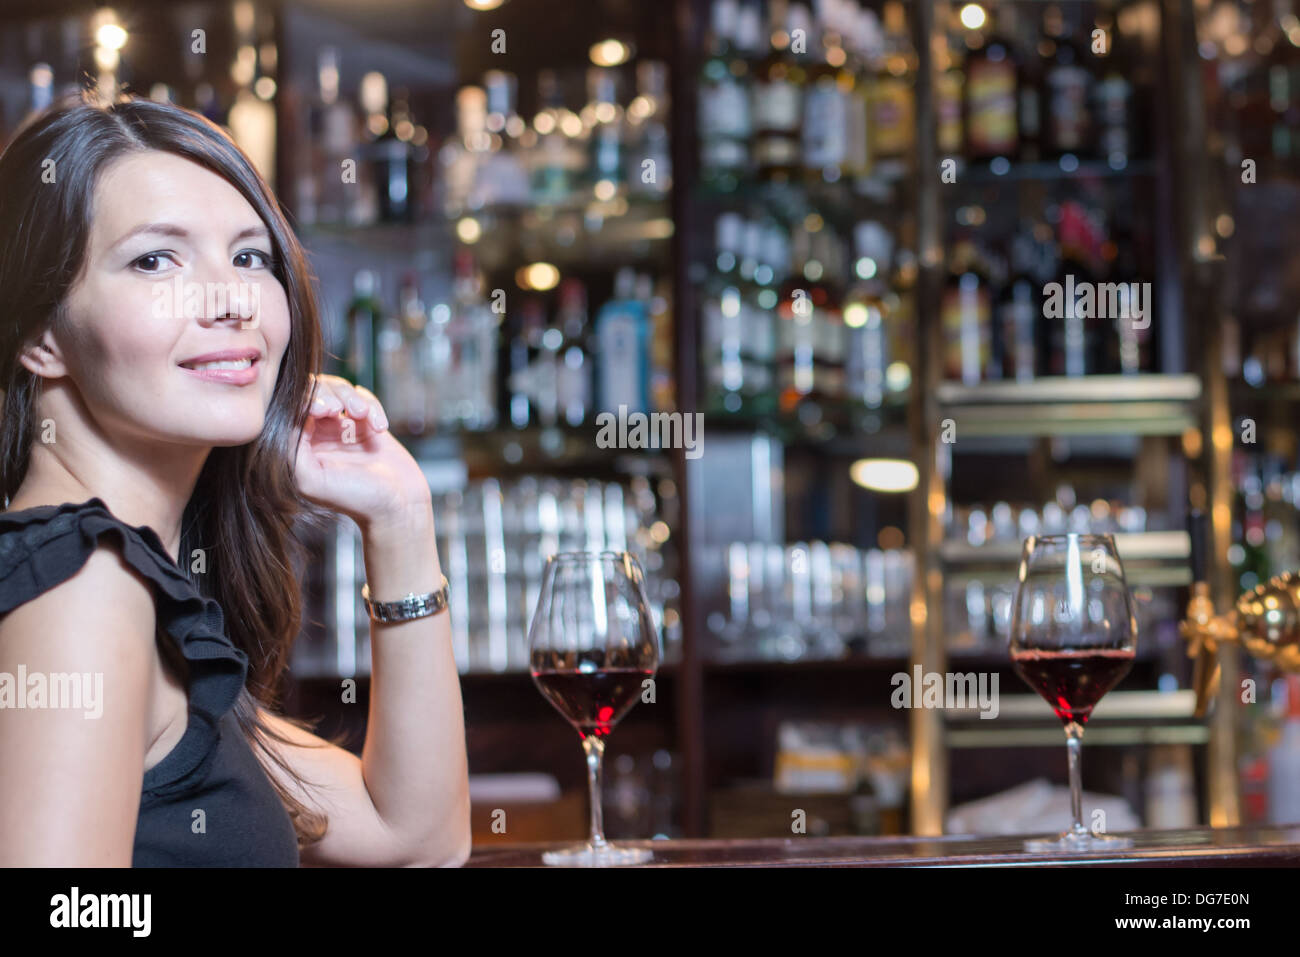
[1009,534,1138,852]
[529,551,660,866]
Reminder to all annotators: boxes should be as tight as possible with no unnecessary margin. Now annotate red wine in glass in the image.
[529,551,661,865]
[1009,533,1139,852]
[531,667,652,739]
[1011,647,1135,727]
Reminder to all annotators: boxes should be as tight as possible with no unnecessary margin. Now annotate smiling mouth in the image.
[179,357,257,371]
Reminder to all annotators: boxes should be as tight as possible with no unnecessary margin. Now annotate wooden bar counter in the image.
[466,824,1300,867]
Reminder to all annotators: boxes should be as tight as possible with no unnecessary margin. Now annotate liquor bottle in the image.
[863,0,915,179]
[1104,222,1151,375]
[353,72,385,224]
[554,279,592,427]
[1236,452,1271,590]
[809,226,848,422]
[776,223,813,414]
[298,52,326,226]
[802,3,848,182]
[1041,5,1093,157]
[375,280,408,416]
[344,270,383,396]
[395,273,428,433]
[1043,202,1100,376]
[448,250,498,430]
[704,214,749,414]
[777,222,843,428]
[965,18,1018,162]
[314,47,360,226]
[485,68,521,138]
[983,251,1009,381]
[363,73,416,222]
[941,238,993,384]
[627,60,672,197]
[935,36,965,159]
[420,298,452,431]
[1264,0,1300,173]
[649,275,676,414]
[1093,27,1133,169]
[699,0,752,192]
[1012,5,1043,163]
[502,299,536,429]
[752,0,805,182]
[479,71,531,206]
[734,0,766,66]
[997,229,1039,382]
[530,70,582,205]
[587,66,624,198]
[713,213,778,417]
[442,85,486,215]
[844,221,895,409]
[514,298,556,428]
[534,303,562,430]
[595,267,652,415]
[839,7,871,179]
[885,247,916,399]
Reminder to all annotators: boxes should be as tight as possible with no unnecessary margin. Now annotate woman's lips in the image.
[178,357,260,385]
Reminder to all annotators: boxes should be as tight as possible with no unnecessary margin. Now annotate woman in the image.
[0,92,471,866]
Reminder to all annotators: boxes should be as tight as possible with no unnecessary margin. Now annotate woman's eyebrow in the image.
[231,225,270,242]
[110,222,189,251]
[109,223,269,252]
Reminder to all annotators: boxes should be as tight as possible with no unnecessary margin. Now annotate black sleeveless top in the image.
[0,498,299,867]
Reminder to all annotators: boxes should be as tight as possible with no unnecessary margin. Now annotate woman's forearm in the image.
[357,499,471,865]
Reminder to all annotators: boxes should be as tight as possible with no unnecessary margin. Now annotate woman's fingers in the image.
[308,374,388,431]
[350,383,389,431]
[309,388,343,416]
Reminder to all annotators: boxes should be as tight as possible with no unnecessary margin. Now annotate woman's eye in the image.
[234,249,273,269]
[132,252,176,273]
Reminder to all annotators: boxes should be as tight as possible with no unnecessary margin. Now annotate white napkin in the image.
[946,778,1140,835]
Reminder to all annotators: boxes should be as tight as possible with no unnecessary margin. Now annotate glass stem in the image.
[582,734,607,849]
[1066,722,1087,837]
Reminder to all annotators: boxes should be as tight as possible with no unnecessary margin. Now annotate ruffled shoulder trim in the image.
[0,497,248,796]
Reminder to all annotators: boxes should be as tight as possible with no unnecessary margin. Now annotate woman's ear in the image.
[16,333,68,379]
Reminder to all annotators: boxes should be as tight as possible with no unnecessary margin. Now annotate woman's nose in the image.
[192,266,260,329]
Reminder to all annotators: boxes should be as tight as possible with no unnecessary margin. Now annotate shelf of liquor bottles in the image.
[692,0,923,449]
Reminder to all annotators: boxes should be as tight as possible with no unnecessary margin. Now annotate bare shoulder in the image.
[0,538,157,662]
[0,537,159,865]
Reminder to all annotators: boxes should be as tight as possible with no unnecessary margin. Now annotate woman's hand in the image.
[293,374,432,534]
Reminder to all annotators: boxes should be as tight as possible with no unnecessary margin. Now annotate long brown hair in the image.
[0,91,340,850]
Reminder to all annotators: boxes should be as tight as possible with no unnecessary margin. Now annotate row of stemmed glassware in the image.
[533,532,1138,864]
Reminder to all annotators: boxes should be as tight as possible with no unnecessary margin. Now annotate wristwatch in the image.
[361,575,450,622]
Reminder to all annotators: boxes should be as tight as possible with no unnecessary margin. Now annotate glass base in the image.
[1023,830,1135,853]
[541,841,654,867]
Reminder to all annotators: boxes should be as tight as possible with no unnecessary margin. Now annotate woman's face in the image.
[53,149,291,447]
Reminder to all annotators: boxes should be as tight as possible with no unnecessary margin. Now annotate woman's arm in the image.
[0,544,157,866]
[259,500,471,868]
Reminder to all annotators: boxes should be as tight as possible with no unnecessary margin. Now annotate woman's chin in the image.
[183,423,266,447]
